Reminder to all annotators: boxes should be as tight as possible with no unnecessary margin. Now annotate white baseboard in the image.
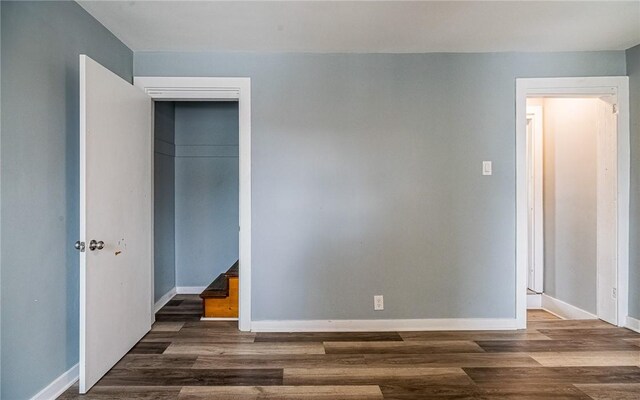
[30,363,79,400]
[626,316,640,333]
[527,293,542,309]
[154,287,177,313]
[251,318,519,332]
[541,294,597,320]
[176,286,206,294]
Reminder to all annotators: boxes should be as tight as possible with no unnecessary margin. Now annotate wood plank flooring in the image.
[59,296,640,399]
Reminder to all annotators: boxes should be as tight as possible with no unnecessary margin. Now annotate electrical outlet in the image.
[374,295,384,311]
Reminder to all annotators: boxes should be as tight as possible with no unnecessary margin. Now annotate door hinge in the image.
[612,104,618,114]
[612,287,617,299]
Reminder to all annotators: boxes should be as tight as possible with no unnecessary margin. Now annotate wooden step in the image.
[200,274,229,299]
[200,261,239,299]
[200,261,239,318]
[225,260,239,277]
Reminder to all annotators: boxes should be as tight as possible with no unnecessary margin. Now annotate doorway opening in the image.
[516,77,630,329]
[153,101,240,323]
[525,96,618,324]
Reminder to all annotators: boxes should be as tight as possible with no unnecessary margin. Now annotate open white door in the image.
[526,106,544,293]
[79,55,153,393]
[596,97,618,325]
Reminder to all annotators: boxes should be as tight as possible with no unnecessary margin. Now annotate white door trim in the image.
[133,76,252,332]
[515,77,630,329]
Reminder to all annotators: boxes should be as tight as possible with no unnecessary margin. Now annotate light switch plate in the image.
[482,161,492,176]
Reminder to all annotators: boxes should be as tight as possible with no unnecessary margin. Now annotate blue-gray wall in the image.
[628,44,640,320]
[135,51,627,321]
[1,2,3,394]
[154,101,176,302]
[174,102,239,286]
[0,2,132,399]
[0,2,637,395]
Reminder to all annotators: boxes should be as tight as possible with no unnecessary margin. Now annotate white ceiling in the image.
[77,1,640,53]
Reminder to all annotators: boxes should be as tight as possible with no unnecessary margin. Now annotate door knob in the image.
[74,241,85,252]
[89,240,105,251]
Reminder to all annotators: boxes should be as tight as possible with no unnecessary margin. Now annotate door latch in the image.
[74,241,85,252]
[89,240,105,251]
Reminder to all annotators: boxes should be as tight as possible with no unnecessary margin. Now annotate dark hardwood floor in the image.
[59,296,640,399]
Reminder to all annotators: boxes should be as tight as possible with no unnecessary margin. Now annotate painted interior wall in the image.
[540,98,599,314]
[174,102,239,287]
[154,102,176,302]
[627,43,640,320]
[0,2,637,396]
[0,2,3,394]
[135,51,627,321]
[0,2,133,399]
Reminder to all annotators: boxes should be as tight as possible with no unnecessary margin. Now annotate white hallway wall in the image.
[541,98,600,314]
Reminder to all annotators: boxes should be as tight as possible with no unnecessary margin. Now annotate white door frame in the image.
[133,77,252,332]
[515,77,630,329]
[526,105,544,293]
